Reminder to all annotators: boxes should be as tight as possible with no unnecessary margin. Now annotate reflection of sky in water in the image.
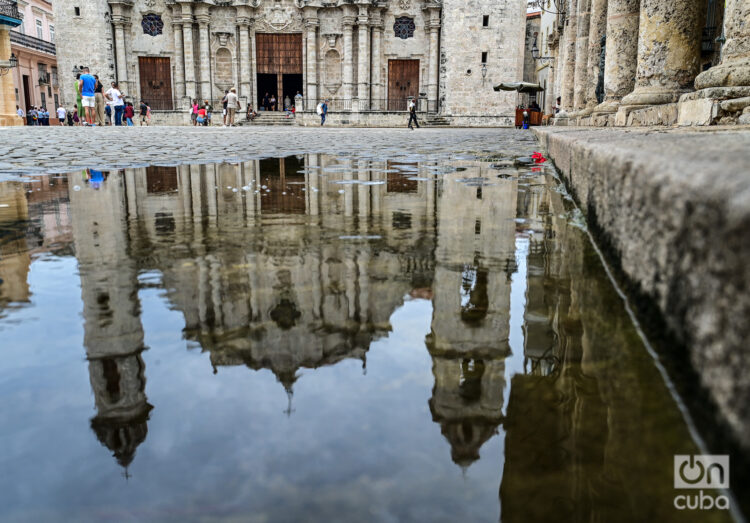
[0,156,726,522]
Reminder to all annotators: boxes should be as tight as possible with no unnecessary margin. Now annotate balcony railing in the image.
[10,31,56,55]
[0,0,21,22]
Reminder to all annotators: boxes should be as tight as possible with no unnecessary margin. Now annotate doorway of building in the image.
[388,60,420,111]
[256,33,303,111]
[138,57,173,110]
[282,74,303,109]
[22,75,31,112]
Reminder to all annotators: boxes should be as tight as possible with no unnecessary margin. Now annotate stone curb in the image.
[534,126,750,452]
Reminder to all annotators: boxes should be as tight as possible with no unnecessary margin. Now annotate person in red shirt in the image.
[197,106,207,126]
[123,102,135,126]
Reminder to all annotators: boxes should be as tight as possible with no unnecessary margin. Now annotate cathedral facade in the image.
[52,0,526,125]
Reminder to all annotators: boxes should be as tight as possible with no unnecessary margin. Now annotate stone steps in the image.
[424,116,451,127]
[238,112,298,126]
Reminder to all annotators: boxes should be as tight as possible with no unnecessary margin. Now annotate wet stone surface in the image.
[0,133,739,522]
[0,127,539,178]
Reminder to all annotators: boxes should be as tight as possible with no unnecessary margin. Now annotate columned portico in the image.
[356,5,370,111]
[426,7,441,112]
[342,14,355,104]
[237,9,252,103]
[181,4,196,100]
[195,6,211,100]
[303,8,319,108]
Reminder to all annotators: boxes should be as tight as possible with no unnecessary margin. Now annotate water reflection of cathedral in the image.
[61,157,534,473]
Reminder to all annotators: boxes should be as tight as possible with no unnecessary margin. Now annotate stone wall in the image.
[440,0,526,117]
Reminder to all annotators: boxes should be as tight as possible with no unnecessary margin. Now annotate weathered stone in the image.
[678,98,720,126]
[695,0,750,90]
[621,0,705,107]
[572,0,591,111]
[534,126,750,452]
[559,0,579,111]
[720,97,750,113]
[592,0,640,114]
[584,0,608,110]
[626,103,678,126]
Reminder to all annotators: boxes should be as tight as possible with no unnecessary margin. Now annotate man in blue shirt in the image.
[78,67,97,126]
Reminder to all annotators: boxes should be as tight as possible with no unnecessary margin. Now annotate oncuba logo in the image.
[673,455,730,511]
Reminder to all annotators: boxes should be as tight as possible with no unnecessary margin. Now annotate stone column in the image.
[620,0,705,107]
[427,11,441,111]
[182,6,196,99]
[250,26,257,108]
[357,6,370,111]
[559,0,578,111]
[342,15,355,105]
[0,26,23,126]
[196,12,212,100]
[583,0,607,111]
[172,20,186,100]
[303,10,319,107]
[112,18,130,94]
[238,15,251,101]
[572,0,591,112]
[593,0,640,114]
[370,13,384,109]
[695,0,750,91]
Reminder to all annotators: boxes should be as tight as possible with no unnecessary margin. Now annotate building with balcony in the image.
[10,0,60,122]
[0,0,23,125]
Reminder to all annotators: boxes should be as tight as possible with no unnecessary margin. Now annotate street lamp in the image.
[0,53,18,76]
[72,64,83,76]
[531,40,554,65]
[481,63,488,79]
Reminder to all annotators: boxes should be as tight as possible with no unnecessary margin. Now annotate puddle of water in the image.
[0,155,737,522]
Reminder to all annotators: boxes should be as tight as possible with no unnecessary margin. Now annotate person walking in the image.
[56,105,66,125]
[40,108,49,126]
[190,99,199,126]
[139,100,149,126]
[94,75,106,126]
[226,88,239,126]
[105,82,125,125]
[16,105,24,123]
[407,98,420,130]
[66,109,74,126]
[317,99,328,126]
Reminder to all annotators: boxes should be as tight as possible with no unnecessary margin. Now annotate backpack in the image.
[316,103,323,115]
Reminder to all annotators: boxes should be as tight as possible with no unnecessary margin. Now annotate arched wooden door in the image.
[388,59,419,111]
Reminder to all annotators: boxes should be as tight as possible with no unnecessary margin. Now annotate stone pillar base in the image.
[678,86,750,126]
[0,114,24,126]
[621,86,689,107]
[592,99,621,115]
[695,60,750,91]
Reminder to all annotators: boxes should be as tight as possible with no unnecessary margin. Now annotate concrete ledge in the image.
[533,126,750,452]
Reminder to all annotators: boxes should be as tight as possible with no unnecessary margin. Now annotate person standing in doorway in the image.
[106,82,125,125]
[79,67,97,126]
[56,105,66,125]
[226,88,239,126]
[407,98,420,130]
[94,75,106,126]
[262,92,270,111]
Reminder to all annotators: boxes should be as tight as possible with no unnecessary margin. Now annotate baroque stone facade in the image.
[53,0,526,125]
[528,0,749,127]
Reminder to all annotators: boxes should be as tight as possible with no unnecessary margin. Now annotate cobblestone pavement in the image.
[0,126,539,177]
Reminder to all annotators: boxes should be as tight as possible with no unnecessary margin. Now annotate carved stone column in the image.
[370,12,384,109]
[111,17,130,94]
[620,0,705,107]
[426,7,441,112]
[572,0,591,111]
[181,4,196,99]
[303,9,319,107]
[582,0,606,112]
[356,6,370,110]
[195,9,212,100]
[249,23,257,108]
[237,13,251,101]
[559,0,578,111]
[342,15,355,104]
[172,20,186,100]
[695,0,750,91]
[593,0,639,114]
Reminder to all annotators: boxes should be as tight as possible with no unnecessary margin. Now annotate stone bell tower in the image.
[52,0,115,106]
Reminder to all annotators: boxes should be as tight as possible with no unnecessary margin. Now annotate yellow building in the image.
[0,0,24,126]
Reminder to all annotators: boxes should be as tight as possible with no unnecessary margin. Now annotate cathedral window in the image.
[393,17,415,40]
[141,14,164,37]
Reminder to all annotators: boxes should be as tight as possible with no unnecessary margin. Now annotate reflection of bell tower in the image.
[68,171,152,472]
[426,163,517,467]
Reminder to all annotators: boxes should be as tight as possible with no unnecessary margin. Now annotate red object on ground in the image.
[532,152,547,164]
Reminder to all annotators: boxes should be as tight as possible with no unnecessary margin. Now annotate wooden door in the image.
[388,60,419,111]
[138,57,173,110]
[256,33,303,75]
